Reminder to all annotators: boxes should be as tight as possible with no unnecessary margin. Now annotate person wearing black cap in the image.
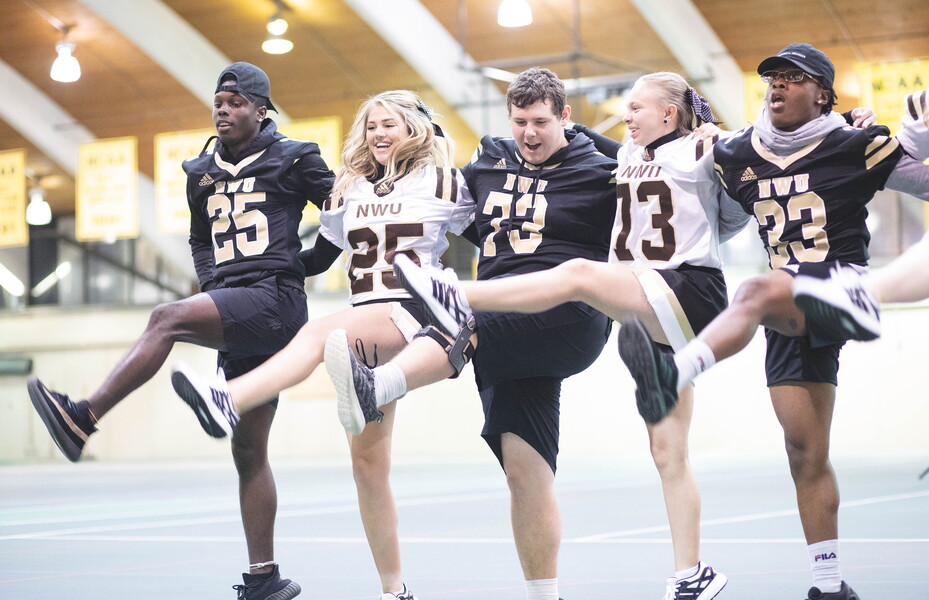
[27,61,335,600]
[614,43,929,600]
[169,89,475,600]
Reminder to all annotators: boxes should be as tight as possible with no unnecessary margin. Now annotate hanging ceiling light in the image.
[498,0,533,28]
[25,187,52,226]
[262,12,293,54]
[50,26,81,82]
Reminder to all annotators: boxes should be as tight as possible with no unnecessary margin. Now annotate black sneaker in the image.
[794,265,880,343]
[27,377,96,462]
[671,563,728,600]
[616,318,679,424]
[324,329,383,435]
[233,565,301,600]
[806,581,860,600]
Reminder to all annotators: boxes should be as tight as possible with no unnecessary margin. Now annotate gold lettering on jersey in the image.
[356,203,403,218]
[503,173,549,194]
[618,164,662,179]
[757,174,810,199]
[215,177,256,195]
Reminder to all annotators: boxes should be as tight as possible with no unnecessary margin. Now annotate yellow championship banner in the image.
[154,128,214,234]
[744,73,769,127]
[279,116,342,226]
[854,58,929,135]
[0,149,28,248]
[76,136,139,242]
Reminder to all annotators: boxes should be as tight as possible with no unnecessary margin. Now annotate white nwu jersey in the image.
[609,134,742,270]
[320,166,475,305]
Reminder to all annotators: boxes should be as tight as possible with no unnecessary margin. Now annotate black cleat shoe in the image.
[616,318,679,424]
[806,581,859,600]
[27,377,96,462]
[233,565,301,600]
[325,329,383,435]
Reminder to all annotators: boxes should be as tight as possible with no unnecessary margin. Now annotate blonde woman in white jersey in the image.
[343,72,748,600]
[171,90,475,600]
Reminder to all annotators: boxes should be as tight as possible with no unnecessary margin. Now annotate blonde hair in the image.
[331,90,454,204]
[634,72,699,137]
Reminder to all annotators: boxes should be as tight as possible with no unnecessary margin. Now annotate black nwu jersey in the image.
[183,121,334,289]
[714,125,901,270]
[463,130,616,280]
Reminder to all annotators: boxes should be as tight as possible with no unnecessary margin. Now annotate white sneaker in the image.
[380,583,418,600]
[170,362,239,438]
[670,563,727,600]
[393,254,472,338]
[661,576,676,600]
[793,265,880,342]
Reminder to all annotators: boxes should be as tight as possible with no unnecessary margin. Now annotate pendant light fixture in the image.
[50,25,81,83]
[497,0,533,28]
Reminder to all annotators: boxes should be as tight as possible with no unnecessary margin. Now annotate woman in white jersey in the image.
[171,89,475,600]
[333,72,746,600]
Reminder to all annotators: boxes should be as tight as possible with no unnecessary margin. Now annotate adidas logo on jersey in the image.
[199,173,214,187]
[740,167,757,181]
[493,158,507,169]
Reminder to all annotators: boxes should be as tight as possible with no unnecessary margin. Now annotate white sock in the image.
[373,363,407,407]
[675,563,700,580]
[673,339,716,392]
[809,539,841,593]
[526,578,558,600]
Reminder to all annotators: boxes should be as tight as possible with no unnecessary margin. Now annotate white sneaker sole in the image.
[171,362,231,438]
[394,254,461,337]
[793,276,880,341]
[325,329,365,435]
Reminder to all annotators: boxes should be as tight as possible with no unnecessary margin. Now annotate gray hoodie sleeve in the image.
[886,152,929,201]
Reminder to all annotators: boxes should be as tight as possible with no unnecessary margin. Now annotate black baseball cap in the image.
[215,62,278,112]
[756,43,835,89]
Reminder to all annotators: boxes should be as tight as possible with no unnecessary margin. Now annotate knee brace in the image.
[413,316,477,378]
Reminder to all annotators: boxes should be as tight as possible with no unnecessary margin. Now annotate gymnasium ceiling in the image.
[1,0,928,219]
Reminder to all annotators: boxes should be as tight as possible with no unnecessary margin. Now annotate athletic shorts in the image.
[347,298,430,368]
[208,276,308,388]
[473,301,612,473]
[764,262,850,387]
[637,264,728,351]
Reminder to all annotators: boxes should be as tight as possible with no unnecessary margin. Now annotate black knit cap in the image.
[757,43,835,89]
[215,62,278,112]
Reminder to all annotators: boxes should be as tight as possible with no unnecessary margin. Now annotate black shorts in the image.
[764,262,848,386]
[473,301,612,473]
[207,276,308,386]
[642,264,727,350]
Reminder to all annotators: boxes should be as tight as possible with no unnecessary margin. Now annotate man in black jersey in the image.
[617,44,929,600]
[27,62,334,600]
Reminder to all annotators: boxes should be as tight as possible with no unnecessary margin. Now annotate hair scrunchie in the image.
[687,88,718,125]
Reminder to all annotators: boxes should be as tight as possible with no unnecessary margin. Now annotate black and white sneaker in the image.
[668,563,727,600]
[794,265,880,342]
[379,583,418,600]
[233,565,301,600]
[27,377,97,462]
[806,581,860,600]
[171,362,239,438]
[393,254,472,338]
[616,318,679,424]
[324,329,383,435]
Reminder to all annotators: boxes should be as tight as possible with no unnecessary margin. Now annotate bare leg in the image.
[501,433,560,581]
[88,294,225,418]
[460,258,665,339]
[231,401,279,574]
[867,229,929,303]
[770,382,839,544]
[698,270,805,363]
[227,304,409,413]
[646,385,700,570]
[349,402,404,593]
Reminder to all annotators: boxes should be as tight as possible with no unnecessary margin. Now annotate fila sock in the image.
[809,539,842,593]
[673,339,716,392]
